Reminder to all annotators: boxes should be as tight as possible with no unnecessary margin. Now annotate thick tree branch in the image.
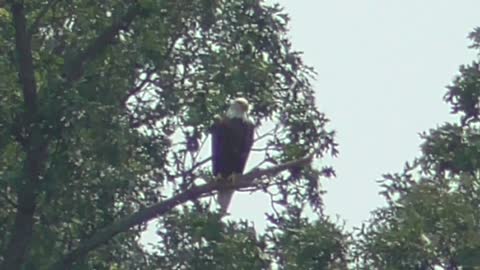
[64,3,144,82]
[49,154,314,270]
[2,2,45,270]
[11,1,37,113]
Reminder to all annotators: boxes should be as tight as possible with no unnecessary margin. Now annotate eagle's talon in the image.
[228,174,239,185]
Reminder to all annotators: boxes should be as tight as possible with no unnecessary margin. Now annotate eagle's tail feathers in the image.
[218,190,234,215]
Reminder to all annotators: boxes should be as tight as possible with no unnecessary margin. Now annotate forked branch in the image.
[64,3,144,82]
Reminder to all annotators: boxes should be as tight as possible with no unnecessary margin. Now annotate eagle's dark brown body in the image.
[211,117,254,178]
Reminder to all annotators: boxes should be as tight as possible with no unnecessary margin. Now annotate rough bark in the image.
[1,2,46,270]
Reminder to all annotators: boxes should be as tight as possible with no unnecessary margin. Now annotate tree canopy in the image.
[4,0,480,269]
[0,1,342,269]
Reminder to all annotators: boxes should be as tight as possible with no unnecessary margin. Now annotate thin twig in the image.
[192,134,209,163]
[0,191,17,208]
[254,124,281,143]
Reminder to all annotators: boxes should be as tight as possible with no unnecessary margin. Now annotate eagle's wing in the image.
[211,116,225,177]
[239,120,255,173]
[217,119,255,215]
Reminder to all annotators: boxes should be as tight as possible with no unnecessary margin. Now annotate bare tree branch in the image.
[172,156,211,178]
[121,69,155,107]
[254,124,281,143]
[49,154,314,270]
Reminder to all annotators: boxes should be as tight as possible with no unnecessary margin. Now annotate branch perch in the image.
[49,154,314,270]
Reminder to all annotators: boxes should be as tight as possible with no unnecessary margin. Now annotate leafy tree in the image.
[354,28,480,270]
[0,0,341,269]
[150,204,270,269]
[264,206,349,270]
[148,204,349,270]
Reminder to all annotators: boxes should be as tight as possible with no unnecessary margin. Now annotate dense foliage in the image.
[5,0,480,269]
[149,204,348,269]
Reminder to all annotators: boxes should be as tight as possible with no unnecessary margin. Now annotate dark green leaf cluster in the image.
[265,206,349,270]
[151,204,270,270]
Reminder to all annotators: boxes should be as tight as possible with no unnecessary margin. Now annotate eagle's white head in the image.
[226,97,250,121]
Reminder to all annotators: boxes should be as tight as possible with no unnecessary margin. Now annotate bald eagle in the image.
[211,97,255,214]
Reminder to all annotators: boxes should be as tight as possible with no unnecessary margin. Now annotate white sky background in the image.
[228,0,480,231]
[141,1,480,245]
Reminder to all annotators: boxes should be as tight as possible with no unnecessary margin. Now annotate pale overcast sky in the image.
[142,2,480,245]
[227,1,480,231]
